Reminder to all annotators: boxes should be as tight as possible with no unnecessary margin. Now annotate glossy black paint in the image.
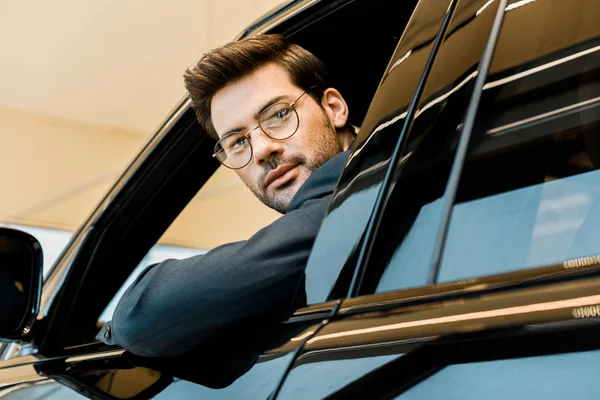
[2,0,600,399]
[303,0,454,305]
[347,0,507,296]
[270,0,419,129]
[427,0,509,283]
[339,254,600,316]
[35,322,323,399]
[279,270,600,399]
[436,0,600,284]
[324,325,600,399]
[0,227,43,341]
[2,0,419,398]
[279,0,600,397]
[465,0,600,160]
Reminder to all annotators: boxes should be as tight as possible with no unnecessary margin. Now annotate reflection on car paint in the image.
[358,0,505,295]
[157,352,294,400]
[302,0,454,304]
[277,353,401,399]
[395,349,600,400]
[440,170,600,282]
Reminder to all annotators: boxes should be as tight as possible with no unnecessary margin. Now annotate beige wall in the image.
[0,106,142,229]
[0,0,282,248]
[161,167,280,249]
[0,0,283,134]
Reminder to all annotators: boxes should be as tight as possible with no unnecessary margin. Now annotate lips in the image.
[264,164,299,190]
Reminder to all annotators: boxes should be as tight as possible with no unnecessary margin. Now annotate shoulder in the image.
[288,150,349,211]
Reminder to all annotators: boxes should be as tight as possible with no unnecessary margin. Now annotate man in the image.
[98,34,354,357]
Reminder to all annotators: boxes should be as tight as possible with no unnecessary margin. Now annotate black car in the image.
[2,0,600,398]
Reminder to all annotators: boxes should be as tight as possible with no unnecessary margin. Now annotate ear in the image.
[321,88,349,130]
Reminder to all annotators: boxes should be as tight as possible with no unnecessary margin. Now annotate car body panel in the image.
[2,0,600,398]
[278,270,600,398]
[302,0,454,305]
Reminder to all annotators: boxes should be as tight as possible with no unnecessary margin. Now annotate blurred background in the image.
[0,0,284,274]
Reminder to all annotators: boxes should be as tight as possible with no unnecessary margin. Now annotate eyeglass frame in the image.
[212,85,319,170]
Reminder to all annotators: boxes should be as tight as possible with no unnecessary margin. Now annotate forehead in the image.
[211,63,300,138]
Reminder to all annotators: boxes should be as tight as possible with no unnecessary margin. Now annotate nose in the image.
[251,128,284,166]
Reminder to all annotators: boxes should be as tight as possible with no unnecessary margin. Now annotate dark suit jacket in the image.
[97,150,348,357]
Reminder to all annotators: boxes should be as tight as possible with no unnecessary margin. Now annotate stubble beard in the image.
[248,124,343,214]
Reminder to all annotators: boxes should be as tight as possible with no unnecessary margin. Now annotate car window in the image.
[369,0,600,293]
[430,0,600,284]
[301,0,450,305]
[98,165,280,322]
[393,349,600,400]
[351,0,506,295]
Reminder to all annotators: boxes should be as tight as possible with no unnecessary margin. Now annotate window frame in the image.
[30,0,419,357]
[348,0,600,303]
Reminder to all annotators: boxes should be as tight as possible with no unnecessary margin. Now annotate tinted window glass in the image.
[303,0,452,304]
[354,0,507,295]
[436,0,600,282]
[368,0,600,293]
[394,349,600,400]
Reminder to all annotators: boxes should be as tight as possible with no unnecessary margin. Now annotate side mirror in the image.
[0,227,43,341]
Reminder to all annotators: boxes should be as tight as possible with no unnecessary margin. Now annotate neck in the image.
[339,128,355,151]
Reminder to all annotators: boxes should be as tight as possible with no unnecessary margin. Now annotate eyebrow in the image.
[221,94,291,137]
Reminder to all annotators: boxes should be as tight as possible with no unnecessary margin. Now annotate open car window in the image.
[98,165,280,323]
[94,0,421,331]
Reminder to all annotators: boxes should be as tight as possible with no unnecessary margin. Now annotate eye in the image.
[263,105,293,128]
[221,134,249,155]
[275,108,290,120]
[229,136,249,149]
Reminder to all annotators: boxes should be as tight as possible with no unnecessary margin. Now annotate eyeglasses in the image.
[213,87,317,169]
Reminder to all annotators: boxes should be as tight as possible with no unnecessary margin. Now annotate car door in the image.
[0,81,326,400]
[0,0,418,398]
[275,0,600,398]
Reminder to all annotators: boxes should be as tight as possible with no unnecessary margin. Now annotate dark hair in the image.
[183,34,329,140]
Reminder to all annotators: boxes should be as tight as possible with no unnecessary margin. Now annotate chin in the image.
[275,181,298,200]
[272,181,302,210]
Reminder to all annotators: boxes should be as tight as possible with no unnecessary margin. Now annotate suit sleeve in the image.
[97,196,328,357]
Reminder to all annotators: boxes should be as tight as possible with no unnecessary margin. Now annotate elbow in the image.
[110,295,210,358]
[110,295,184,357]
[110,301,160,357]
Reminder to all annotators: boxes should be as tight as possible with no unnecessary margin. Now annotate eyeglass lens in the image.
[214,102,299,169]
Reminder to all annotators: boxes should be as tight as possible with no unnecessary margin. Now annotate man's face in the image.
[211,63,347,213]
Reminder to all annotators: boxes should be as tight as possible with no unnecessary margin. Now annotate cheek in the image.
[296,112,332,145]
[236,168,258,189]
[295,113,326,141]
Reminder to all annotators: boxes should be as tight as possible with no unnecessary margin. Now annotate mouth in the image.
[264,164,300,190]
